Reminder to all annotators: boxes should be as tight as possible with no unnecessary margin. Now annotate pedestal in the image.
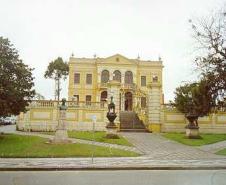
[50,107,71,144]
[106,125,119,139]
[51,129,71,143]
[185,127,200,139]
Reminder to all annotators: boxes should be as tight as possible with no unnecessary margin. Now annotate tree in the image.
[189,9,226,109]
[44,57,69,101]
[174,80,212,127]
[0,37,35,117]
[34,92,45,100]
[174,82,210,117]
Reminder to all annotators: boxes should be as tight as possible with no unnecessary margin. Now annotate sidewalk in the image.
[198,140,226,153]
[121,132,224,160]
[1,157,226,170]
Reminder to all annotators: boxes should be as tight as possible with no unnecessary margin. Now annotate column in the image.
[147,82,162,132]
[121,91,125,111]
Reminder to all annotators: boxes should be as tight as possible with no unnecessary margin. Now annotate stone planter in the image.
[185,113,200,139]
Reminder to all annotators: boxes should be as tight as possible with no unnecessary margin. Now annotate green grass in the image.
[216,148,226,156]
[162,133,226,146]
[0,134,139,158]
[41,131,133,147]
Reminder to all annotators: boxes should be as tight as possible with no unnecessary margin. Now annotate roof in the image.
[69,54,163,67]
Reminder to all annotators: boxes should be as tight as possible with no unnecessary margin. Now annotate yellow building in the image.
[17,54,226,133]
[68,54,164,112]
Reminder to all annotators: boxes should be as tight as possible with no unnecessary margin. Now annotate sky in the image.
[0,0,225,102]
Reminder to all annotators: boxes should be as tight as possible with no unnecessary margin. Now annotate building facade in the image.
[68,54,164,114]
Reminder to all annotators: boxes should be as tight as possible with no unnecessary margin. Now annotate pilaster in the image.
[147,82,162,132]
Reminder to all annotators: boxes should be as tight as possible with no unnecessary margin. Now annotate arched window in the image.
[100,91,107,108]
[101,70,109,83]
[113,70,121,82]
[125,71,133,84]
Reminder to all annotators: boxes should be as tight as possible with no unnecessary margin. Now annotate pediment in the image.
[97,54,136,65]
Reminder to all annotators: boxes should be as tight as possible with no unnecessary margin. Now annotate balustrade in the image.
[29,100,107,109]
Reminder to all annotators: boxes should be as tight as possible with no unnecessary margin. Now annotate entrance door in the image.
[125,92,132,111]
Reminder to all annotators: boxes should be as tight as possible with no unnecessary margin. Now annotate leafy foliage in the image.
[0,37,35,117]
[174,80,212,117]
[189,10,226,109]
[34,92,45,100]
[44,57,69,101]
[44,57,69,80]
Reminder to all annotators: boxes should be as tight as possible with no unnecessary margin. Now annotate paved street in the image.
[1,170,226,185]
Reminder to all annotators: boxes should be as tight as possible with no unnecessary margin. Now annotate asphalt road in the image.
[0,170,226,185]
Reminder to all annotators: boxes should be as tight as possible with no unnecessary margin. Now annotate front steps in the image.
[119,111,149,132]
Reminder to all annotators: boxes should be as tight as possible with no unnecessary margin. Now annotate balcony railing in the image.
[98,82,137,91]
[121,83,137,90]
[29,100,107,109]
[98,83,108,89]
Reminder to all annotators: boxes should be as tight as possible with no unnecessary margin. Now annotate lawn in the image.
[216,148,226,156]
[0,134,139,158]
[162,133,226,146]
[41,131,133,146]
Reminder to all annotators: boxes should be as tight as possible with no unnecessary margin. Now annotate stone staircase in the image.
[119,111,149,132]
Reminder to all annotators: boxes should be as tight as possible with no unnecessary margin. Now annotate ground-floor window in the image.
[100,91,107,108]
[73,95,79,105]
[86,95,91,105]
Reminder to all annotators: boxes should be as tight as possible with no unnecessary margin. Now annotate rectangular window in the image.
[141,97,146,108]
[86,95,91,105]
[141,76,146,86]
[74,73,80,84]
[73,95,79,104]
[86,74,92,84]
[153,75,158,82]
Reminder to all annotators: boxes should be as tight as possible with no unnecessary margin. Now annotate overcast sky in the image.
[0,0,224,102]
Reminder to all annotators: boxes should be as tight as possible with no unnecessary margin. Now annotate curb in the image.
[1,166,226,171]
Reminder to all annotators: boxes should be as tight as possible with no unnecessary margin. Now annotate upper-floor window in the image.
[113,70,121,82]
[101,70,109,83]
[86,74,92,84]
[74,73,80,84]
[141,76,146,86]
[125,71,133,84]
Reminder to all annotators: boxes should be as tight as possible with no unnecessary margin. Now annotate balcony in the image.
[121,83,137,90]
[97,83,108,89]
[98,82,137,91]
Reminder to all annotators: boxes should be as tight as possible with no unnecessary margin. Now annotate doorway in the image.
[125,92,132,111]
